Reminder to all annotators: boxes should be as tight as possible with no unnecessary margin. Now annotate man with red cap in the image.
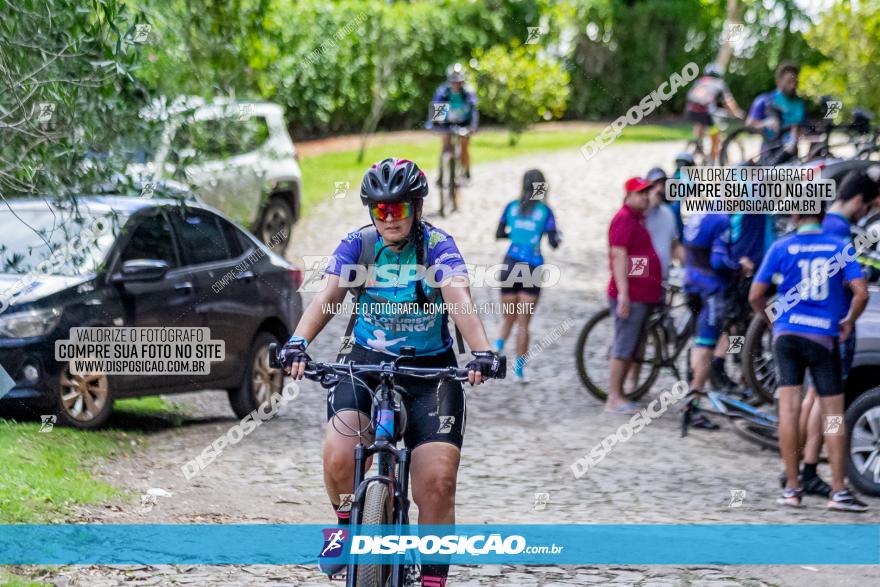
[606,177,663,413]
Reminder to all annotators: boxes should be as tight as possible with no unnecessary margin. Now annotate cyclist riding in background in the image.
[279,158,504,584]
[427,63,479,181]
[682,212,755,428]
[494,169,561,383]
[685,63,745,164]
[746,62,806,164]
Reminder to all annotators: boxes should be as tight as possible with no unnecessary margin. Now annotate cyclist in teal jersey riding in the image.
[427,63,479,181]
[749,210,869,511]
[746,62,806,164]
[280,158,505,584]
[494,169,561,383]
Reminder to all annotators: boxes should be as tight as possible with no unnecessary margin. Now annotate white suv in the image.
[139,98,302,250]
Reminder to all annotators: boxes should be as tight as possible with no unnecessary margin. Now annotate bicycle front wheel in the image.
[575,308,661,402]
[438,152,450,217]
[356,482,393,587]
[732,418,779,451]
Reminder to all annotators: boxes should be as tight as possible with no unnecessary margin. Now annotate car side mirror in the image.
[111,259,169,283]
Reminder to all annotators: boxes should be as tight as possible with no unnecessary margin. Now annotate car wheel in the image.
[258,196,294,251]
[846,387,880,496]
[55,362,113,429]
[228,331,284,419]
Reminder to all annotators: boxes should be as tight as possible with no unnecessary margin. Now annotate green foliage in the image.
[0,0,156,197]
[471,45,570,144]
[251,0,548,137]
[567,0,718,119]
[799,1,880,118]
[725,0,823,114]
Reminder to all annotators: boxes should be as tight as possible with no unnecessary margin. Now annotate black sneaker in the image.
[689,410,720,430]
[801,474,831,498]
[828,488,869,512]
[777,487,804,508]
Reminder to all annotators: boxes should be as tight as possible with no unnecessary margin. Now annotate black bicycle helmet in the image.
[360,158,428,205]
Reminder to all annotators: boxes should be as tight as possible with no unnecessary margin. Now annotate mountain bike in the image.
[681,388,779,448]
[576,277,697,401]
[269,344,503,586]
[685,109,744,166]
[436,125,469,217]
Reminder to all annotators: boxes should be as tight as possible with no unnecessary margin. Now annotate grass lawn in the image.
[0,571,52,586]
[0,397,181,523]
[299,123,691,212]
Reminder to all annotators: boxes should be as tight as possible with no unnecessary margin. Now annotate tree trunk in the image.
[716,0,741,70]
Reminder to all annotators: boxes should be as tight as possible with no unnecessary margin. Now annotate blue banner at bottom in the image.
[0,525,878,565]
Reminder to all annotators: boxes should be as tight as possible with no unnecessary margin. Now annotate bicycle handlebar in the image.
[268,343,472,383]
[428,124,471,137]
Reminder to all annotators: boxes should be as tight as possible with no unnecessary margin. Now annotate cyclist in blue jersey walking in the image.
[494,169,561,382]
[280,158,505,584]
[682,212,754,428]
[749,209,869,511]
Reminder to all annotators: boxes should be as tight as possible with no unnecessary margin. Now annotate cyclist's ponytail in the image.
[520,169,546,216]
[411,201,432,310]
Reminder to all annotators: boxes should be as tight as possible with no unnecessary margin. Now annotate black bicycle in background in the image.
[269,344,504,587]
[575,276,697,402]
[435,124,470,217]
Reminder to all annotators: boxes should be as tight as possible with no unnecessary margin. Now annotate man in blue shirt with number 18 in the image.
[749,211,869,512]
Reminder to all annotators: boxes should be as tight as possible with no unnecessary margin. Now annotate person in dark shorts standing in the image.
[494,169,561,383]
[280,158,505,584]
[606,177,663,414]
[749,211,869,511]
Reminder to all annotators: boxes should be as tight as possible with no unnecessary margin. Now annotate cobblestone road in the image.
[34,140,880,586]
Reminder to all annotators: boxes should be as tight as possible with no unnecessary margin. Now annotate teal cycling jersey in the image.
[497,200,558,266]
[326,224,468,356]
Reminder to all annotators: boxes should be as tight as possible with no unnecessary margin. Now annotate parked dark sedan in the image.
[0,196,302,429]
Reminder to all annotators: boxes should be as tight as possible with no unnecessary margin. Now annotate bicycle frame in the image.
[704,390,778,427]
[346,367,412,587]
[641,289,696,382]
[438,126,467,216]
[267,344,474,587]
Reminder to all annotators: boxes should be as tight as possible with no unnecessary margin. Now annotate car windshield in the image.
[0,205,124,276]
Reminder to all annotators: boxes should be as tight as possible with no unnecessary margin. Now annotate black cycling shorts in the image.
[686,109,713,127]
[723,276,753,332]
[773,334,842,397]
[499,256,542,297]
[327,345,466,449]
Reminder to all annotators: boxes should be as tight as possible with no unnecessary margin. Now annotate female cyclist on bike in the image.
[280,158,504,585]
[494,169,561,382]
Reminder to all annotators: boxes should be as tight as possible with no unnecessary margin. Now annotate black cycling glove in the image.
[465,351,506,379]
[280,336,311,370]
